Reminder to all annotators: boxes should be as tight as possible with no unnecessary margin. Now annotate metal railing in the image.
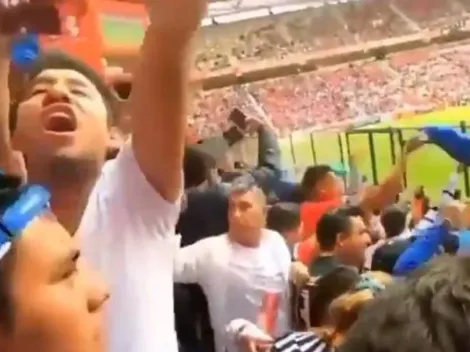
[280,121,470,198]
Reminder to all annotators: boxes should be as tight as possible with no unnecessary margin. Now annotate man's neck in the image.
[28,157,100,234]
[318,251,335,258]
[228,229,263,248]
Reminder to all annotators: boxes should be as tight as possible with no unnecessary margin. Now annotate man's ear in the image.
[336,232,349,248]
[106,126,126,161]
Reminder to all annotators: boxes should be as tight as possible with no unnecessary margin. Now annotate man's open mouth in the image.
[42,105,77,133]
[45,113,77,132]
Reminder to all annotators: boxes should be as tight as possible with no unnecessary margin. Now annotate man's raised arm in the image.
[0,38,24,179]
[129,1,207,202]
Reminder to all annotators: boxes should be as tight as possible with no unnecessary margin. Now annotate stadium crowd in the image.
[4,2,470,352]
[194,46,470,136]
[192,0,470,137]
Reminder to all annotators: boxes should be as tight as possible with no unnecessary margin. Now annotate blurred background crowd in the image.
[188,0,470,138]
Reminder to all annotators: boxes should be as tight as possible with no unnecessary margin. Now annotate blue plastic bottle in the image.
[11,34,40,71]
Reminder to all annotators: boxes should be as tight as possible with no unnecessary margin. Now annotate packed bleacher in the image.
[196,0,465,72]
[193,45,470,137]
[191,0,470,138]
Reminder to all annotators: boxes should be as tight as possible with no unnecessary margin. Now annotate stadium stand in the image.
[188,0,470,138]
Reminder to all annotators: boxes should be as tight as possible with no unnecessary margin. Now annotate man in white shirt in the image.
[175,176,292,352]
[0,1,208,351]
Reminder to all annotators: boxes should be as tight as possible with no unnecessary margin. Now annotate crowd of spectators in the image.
[191,0,470,138]
[193,44,470,137]
[195,0,464,72]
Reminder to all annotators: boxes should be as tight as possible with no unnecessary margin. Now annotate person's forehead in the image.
[33,69,96,89]
[350,216,366,230]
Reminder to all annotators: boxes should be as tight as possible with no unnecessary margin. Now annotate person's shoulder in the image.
[263,229,291,260]
[301,199,340,213]
[263,229,285,244]
[79,143,180,238]
[193,233,229,248]
[90,142,180,209]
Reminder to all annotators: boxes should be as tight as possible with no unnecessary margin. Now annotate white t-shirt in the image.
[79,143,181,352]
[174,229,291,352]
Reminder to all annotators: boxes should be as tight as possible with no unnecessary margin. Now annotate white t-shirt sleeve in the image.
[173,237,209,284]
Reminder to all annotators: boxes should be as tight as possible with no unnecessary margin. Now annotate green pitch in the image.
[280,106,470,199]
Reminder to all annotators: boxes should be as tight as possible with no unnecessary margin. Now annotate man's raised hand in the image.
[145,0,208,37]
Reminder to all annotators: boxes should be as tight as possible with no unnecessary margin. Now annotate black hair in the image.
[336,205,365,219]
[316,206,360,252]
[266,202,301,235]
[307,266,360,327]
[301,165,333,199]
[0,174,23,331]
[183,145,217,188]
[380,205,407,239]
[340,256,470,352]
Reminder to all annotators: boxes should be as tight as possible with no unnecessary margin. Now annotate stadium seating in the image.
[392,0,462,28]
[190,1,470,138]
[334,0,413,41]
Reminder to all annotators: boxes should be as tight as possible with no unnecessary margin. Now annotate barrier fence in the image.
[279,121,470,199]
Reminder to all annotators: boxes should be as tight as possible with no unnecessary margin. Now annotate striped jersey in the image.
[273,332,333,352]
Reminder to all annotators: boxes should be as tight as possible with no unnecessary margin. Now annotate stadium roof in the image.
[207,0,351,15]
[103,0,357,45]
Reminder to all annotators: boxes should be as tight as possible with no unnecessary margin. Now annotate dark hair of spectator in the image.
[301,165,332,199]
[266,202,301,235]
[336,205,365,219]
[183,146,217,188]
[316,206,362,252]
[380,205,407,239]
[308,266,360,327]
[340,256,470,352]
[0,175,24,332]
